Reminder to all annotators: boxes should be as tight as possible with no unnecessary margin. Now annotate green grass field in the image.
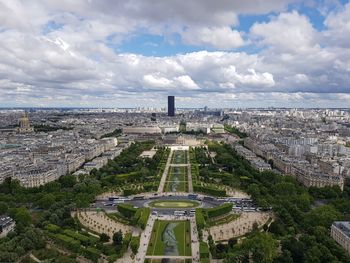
[164,165,188,192]
[164,180,188,192]
[148,200,200,208]
[171,150,188,164]
[168,166,187,181]
[147,220,192,257]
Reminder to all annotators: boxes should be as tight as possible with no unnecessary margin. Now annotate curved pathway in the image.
[209,212,271,241]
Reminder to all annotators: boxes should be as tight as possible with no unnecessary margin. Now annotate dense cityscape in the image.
[1,0,350,262]
[0,99,350,262]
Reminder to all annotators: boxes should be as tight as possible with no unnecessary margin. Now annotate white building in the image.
[331,221,350,254]
[123,126,161,134]
[0,216,15,238]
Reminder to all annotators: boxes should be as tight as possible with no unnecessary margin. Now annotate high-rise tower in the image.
[168,96,175,117]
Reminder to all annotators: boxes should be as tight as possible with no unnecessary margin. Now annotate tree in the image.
[37,193,55,209]
[228,238,237,248]
[0,177,22,195]
[113,230,123,249]
[303,205,342,229]
[241,232,278,263]
[0,201,9,214]
[12,207,32,228]
[216,243,227,258]
[130,236,140,254]
[247,184,261,199]
[59,174,76,188]
[269,218,286,236]
[275,250,293,263]
[100,233,110,242]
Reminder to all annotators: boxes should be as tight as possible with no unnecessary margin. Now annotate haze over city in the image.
[0,0,350,108]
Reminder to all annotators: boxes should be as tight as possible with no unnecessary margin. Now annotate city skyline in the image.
[1,2,350,259]
[0,1,350,108]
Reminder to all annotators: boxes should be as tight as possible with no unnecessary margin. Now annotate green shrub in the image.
[83,247,101,263]
[45,224,61,233]
[117,203,137,218]
[54,234,81,252]
[200,241,210,259]
[204,203,232,219]
[64,229,89,242]
[196,209,206,229]
[130,236,140,254]
[135,208,150,229]
[123,188,140,196]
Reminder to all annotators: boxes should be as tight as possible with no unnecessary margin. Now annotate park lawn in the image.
[174,220,192,256]
[164,180,187,192]
[172,150,188,164]
[168,166,187,181]
[147,220,167,255]
[148,200,200,208]
[146,220,191,257]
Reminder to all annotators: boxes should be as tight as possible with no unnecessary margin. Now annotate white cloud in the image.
[181,26,245,49]
[250,11,318,54]
[0,0,349,107]
[324,2,350,47]
[174,75,199,90]
[143,74,173,88]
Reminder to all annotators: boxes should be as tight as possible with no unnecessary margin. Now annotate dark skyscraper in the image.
[168,96,175,116]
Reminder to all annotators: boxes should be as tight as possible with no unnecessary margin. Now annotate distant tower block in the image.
[151,113,157,121]
[168,96,175,117]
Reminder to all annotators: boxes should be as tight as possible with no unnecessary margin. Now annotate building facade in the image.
[168,96,175,117]
[331,221,350,254]
[0,216,15,238]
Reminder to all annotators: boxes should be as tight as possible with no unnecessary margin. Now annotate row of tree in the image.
[198,142,350,263]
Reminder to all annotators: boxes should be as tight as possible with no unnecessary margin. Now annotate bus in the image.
[203,196,215,202]
[174,211,186,216]
[108,197,120,201]
[132,196,145,200]
[188,194,198,200]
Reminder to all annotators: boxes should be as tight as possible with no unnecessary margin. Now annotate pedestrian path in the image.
[157,150,173,193]
[135,215,156,262]
[187,150,193,192]
[145,255,192,259]
[169,163,190,167]
[190,216,200,262]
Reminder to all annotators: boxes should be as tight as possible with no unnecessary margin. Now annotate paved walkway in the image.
[169,163,190,167]
[209,212,271,241]
[74,211,131,239]
[190,216,200,262]
[29,254,41,263]
[157,150,173,193]
[187,150,193,192]
[135,215,156,262]
[145,255,192,259]
[115,247,133,263]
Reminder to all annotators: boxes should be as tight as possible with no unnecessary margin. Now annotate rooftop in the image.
[0,216,14,227]
[333,221,350,238]
[139,149,157,158]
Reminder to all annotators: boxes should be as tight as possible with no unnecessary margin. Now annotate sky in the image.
[0,0,350,108]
